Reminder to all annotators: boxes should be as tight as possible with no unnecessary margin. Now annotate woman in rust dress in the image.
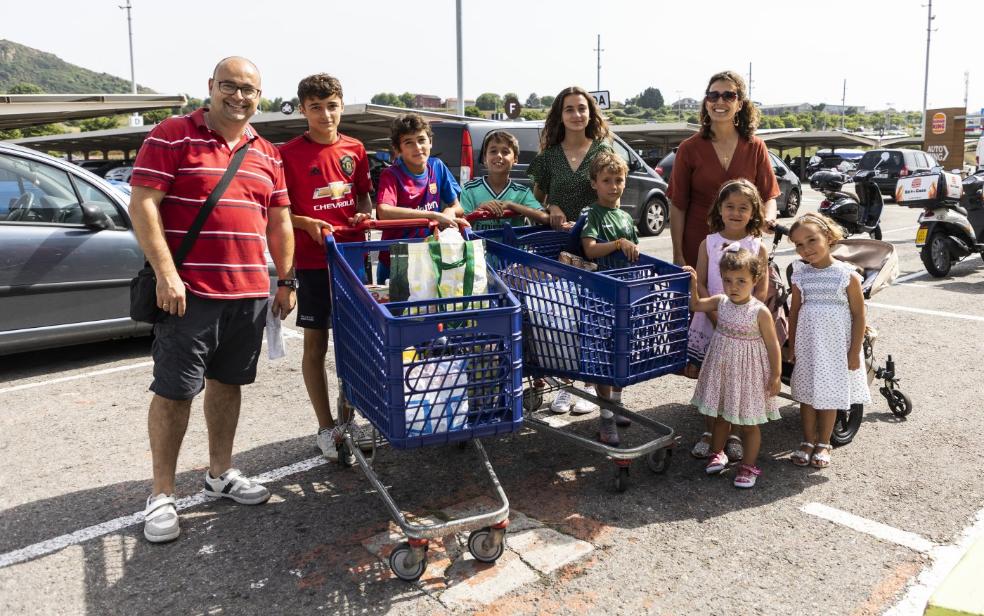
[669,70,779,268]
[668,70,780,461]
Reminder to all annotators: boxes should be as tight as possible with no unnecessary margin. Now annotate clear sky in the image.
[3,0,980,114]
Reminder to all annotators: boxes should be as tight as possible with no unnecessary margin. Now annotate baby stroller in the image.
[767,225,913,445]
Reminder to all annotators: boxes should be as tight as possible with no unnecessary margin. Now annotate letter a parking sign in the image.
[589,90,610,110]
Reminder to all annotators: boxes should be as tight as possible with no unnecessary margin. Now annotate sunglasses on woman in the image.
[705,90,739,102]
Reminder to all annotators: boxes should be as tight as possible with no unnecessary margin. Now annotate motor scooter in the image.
[809,153,890,240]
[898,169,983,277]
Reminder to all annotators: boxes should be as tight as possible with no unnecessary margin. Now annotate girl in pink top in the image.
[687,180,770,460]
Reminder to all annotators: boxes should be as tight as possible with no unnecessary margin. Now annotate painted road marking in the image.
[0,456,328,569]
[801,502,936,553]
[0,330,307,396]
[0,362,154,395]
[868,302,984,323]
[884,508,984,616]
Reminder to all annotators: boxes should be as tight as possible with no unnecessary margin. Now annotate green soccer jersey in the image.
[580,202,639,244]
[460,177,543,230]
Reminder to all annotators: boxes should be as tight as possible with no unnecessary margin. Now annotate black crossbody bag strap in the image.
[171,142,250,268]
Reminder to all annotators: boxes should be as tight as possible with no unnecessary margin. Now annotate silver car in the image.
[0,142,150,356]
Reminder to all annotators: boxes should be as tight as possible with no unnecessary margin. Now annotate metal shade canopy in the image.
[0,94,187,130]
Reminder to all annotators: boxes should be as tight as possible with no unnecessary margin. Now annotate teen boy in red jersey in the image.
[279,73,372,463]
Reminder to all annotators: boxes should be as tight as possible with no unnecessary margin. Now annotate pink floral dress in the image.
[686,233,762,367]
[690,296,779,425]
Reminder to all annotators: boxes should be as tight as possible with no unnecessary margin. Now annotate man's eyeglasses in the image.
[705,90,739,103]
[217,81,261,100]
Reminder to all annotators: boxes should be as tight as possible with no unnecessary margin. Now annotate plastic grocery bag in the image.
[523,278,581,372]
[404,358,470,437]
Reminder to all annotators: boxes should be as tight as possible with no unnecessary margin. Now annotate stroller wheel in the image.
[883,389,913,418]
[831,403,863,447]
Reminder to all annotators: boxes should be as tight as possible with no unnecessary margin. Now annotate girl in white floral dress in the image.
[787,213,871,469]
[685,244,782,488]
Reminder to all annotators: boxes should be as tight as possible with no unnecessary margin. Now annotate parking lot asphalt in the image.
[1,187,983,615]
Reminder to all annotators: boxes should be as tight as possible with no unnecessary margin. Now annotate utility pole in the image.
[747,62,753,101]
[455,0,464,116]
[841,79,846,130]
[964,71,970,109]
[594,35,604,91]
[921,0,935,136]
[120,0,136,94]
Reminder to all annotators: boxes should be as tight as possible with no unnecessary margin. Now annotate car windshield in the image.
[859,151,903,170]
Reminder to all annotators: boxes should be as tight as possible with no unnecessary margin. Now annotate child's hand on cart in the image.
[296,215,334,246]
[347,212,371,226]
[477,200,508,217]
[618,238,641,262]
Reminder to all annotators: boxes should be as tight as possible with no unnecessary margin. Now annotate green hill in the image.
[0,39,155,94]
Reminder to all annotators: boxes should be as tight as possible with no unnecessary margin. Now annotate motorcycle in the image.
[809,153,890,240]
[897,169,983,277]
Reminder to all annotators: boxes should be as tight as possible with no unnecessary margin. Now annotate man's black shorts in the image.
[150,292,268,401]
[295,268,332,329]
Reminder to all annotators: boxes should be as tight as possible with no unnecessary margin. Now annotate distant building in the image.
[669,97,700,110]
[759,103,814,116]
[412,94,443,109]
[444,97,476,109]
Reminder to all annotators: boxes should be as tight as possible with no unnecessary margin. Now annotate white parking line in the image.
[0,362,154,395]
[0,455,329,569]
[884,508,984,616]
[801,502,936,553]
[868,302,984,323]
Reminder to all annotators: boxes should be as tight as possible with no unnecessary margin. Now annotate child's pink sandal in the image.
[733,464,762,488]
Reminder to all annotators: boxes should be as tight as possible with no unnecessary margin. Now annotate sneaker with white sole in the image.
[705,451,729,475]
[570,386,599,415]
[203,469,270,505]
[550,389,574,414]
[143,493,180,543]
[316,427,340,461]
[598,416,620,446]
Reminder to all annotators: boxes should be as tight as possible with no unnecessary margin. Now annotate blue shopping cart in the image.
[476,215,691,492]
[324,220,523,581]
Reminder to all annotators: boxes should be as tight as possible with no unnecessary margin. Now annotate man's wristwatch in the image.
[277,278,298,290]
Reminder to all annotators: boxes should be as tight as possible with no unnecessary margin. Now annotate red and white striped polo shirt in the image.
[131,108,290,299]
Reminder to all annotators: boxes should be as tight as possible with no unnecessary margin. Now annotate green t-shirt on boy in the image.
[580,203,639,244]
[460,177,543,230]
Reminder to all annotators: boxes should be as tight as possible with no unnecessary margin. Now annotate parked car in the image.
[0,142,275,356]
[71,159,131,178]
[104,164,133,183]
[649,148,801,216]
[430,120,671,235]
[785,155,810,180]
[806,149,866,177]
[857,148,939,197]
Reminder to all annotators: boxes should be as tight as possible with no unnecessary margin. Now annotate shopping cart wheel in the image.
[467,527,506,563]
[523,387,544,413]
[337,442,355,468]
[389,542,427,582]
[646,448,671,474]
[882,388,913,418]
[613,466,630,493]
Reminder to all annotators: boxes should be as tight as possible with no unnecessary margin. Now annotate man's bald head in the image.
[212,56,261,86]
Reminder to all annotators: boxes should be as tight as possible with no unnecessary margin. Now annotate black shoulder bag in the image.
[129,142,251,323]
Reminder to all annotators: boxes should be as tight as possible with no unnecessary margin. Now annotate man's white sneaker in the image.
[143,493,180,543]
[203,469,270,505]
[570,386,599,415]
[550,389,574,414]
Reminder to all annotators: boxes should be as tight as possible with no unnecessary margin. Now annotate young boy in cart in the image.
[374,113,464,283]
[449,129,549,230]
[279,73,373,462]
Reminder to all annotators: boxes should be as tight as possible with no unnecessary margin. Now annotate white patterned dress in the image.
[690,297,780,425]
[790,260,872,409]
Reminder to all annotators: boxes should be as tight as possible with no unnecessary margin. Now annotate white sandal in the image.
[791,442,813,467]
[811,443,832,468]
[691,432,712,459]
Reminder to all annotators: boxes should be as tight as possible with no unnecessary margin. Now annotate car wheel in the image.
[638,197,668,236]
[782,189,800,217]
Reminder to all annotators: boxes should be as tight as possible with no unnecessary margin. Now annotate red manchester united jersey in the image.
[279,133,372,269]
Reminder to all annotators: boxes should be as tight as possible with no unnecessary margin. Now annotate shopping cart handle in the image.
[465,209,518,221]
[321,218,440,240]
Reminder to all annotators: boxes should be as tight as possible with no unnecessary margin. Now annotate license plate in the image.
[875,173,888,179]
[915,226,928,245]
